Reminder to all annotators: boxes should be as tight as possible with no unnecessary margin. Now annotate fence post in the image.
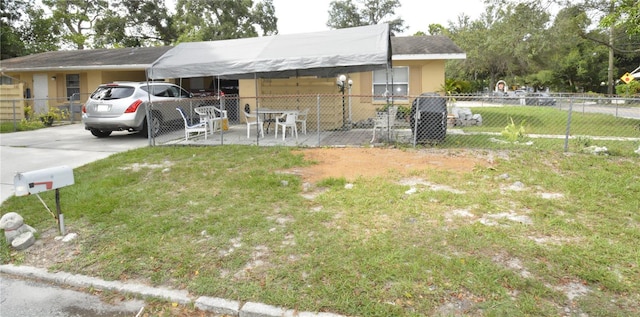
[147,103,154,147]
[563,97,574,152]
[412,105,419,148]
[69,98,74,123]
[316,94,321,146]
[386,106,391,143]
[12,100,18,132]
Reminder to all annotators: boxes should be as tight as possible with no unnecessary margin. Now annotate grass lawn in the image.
[0,120,59,133]
[464,106,640,137]
[0,121,38,133]
[1,145,639,316]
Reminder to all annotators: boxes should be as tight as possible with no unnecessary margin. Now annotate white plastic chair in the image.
[275,112,298,140]
[176,107,207,141]
[243,109,264,138]
[195,106,226,134]
[296,108,309,134]
[371,106,398,143]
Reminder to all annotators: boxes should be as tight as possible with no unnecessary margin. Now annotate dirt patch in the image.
[292,147,490,184]
[17,225,83,268]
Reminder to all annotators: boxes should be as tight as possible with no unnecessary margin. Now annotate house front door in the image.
[33,74,49,114]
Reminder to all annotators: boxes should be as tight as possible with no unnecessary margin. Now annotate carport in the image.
[146,24,393,143]
[147,23,391,81]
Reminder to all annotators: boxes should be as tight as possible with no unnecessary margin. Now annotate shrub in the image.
[501,117,527,142]
[615,81,639,96]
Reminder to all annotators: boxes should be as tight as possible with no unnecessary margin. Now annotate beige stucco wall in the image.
[393,59,445,97]
[3,70,147,109]
[236,59,446,126]
[101,71,147,84]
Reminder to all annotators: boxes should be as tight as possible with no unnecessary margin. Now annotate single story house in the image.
[0,25,465,124]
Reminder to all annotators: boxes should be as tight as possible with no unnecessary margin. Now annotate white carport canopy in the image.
[147,24,391,80]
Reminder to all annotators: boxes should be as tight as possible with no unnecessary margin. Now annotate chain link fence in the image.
[439,94,639,155]
[0,93,89,132]
[148,93,639,156]
[2,92,638,155]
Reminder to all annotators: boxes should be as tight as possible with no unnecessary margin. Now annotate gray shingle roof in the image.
[0,47,173,71]
[391,35,464,55]
[1,36,464,71]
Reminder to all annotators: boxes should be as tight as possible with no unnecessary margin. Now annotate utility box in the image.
[410,93,448,143]
[14,166,75,196]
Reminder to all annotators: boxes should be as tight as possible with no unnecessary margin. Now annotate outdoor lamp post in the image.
[348,78,353,125]
[336,74,352,130]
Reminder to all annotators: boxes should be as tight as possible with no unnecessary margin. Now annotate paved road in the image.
[0,124,148,203]
[557,103,640,119]
[457,100,640,119]
[0,275,145,317]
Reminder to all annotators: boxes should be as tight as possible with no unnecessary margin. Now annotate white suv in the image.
[82,82,193,138]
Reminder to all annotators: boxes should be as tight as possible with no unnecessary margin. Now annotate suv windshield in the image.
[91,86,135,100]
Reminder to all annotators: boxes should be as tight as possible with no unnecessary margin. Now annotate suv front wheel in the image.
[90,129,112,138]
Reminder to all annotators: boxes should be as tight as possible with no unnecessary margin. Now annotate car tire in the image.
[140,113,162,138]
[90,128,112,138]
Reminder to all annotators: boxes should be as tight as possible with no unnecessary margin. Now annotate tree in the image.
[546,0,640,93]
[41,0,108,49]
[447,2,552,91]
[600,0,640,36]
[445,12,494,90]
[542,5,610,92]
[20,7,61,54]
[327,0,362,29]
[326,0,406,34]
[93,0,178,47]
[494,3,552,78]
[1,0,27,58]
[173,0,278,42]
[1,0,60,58]
[37,0,277,49]
[427,24,446,35]
[252,0,279,36]
[567,0,640,55]
[445,0,639,93]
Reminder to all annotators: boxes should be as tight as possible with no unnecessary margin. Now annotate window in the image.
[66,74,80,100]
[90,86,134,100]
[372,67,408,101]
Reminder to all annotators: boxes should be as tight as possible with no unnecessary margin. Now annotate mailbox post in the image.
[14,166,75,235]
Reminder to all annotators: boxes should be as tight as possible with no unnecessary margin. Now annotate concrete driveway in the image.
[1,124,149,204]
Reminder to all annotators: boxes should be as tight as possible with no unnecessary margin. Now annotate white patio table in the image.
[256,108,298,134]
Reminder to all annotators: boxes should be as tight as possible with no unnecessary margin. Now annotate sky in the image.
[271,0,487,36]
